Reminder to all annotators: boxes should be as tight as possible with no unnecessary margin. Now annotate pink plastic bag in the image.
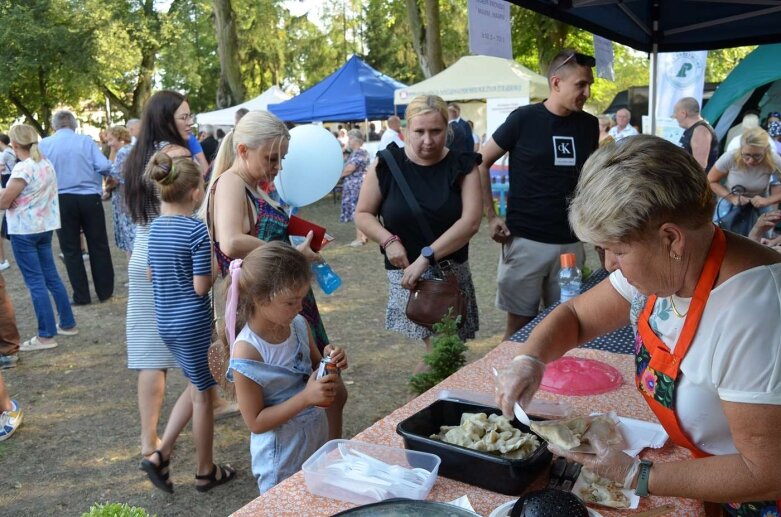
[540,356,623,396]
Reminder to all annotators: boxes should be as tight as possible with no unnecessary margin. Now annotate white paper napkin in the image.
[589,413,668,457]
[447,495,476,512]
[572,470,640,510]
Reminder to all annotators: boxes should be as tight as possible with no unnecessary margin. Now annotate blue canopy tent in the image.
[702,44,781,141]
[506,1,781,132]
[268,55,406,123]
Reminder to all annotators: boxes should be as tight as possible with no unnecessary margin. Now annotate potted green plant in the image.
[409,309,468,395]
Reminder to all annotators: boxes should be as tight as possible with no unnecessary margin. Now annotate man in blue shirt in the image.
[39,111,114,305]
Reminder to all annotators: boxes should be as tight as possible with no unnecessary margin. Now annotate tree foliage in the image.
[0,0,761,130]
[0,0,98,134]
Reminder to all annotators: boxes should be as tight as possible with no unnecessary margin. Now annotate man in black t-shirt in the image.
[478,50,599,339]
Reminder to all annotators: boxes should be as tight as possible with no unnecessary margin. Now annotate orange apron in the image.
[634,227,780,516]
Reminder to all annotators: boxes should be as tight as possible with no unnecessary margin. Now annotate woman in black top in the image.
[355,95,482,374]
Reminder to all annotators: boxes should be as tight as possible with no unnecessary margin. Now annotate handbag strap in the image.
[380,149,436,244]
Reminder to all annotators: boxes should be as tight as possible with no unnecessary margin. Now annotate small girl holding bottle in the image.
[143,152,236,493]
[224,242,348,494]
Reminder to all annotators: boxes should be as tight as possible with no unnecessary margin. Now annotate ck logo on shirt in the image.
[552,136,576,166]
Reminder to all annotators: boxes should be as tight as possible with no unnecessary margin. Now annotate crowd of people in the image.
[0,46,779,514]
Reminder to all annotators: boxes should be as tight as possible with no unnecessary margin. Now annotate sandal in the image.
[140,450,174,493]
[195,463,236,493]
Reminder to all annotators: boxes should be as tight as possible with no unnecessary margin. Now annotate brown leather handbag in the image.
[406,272,466,329]
[380,149,467,329]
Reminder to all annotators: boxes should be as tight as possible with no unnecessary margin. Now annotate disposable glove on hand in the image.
[548,434,641,489]
[494,354,546,418]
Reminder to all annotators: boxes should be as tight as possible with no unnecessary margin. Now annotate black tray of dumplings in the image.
[396,399,552,495]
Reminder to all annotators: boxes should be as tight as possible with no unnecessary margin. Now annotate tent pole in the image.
[650,44,658,136]
[364,118,369,141]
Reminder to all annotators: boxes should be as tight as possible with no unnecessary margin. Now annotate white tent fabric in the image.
[196,86,291,126]
[394,55,548,105]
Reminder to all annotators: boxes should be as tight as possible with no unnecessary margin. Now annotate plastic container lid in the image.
[560,253,576,268]
[540,356,624,396]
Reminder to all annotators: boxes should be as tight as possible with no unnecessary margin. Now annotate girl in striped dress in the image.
[143,152,236,493]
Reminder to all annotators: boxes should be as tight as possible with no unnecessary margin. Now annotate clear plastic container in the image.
[302,439,440,505]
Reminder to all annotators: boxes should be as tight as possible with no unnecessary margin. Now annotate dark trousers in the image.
[57,193,114,304]
[0,272,19,355]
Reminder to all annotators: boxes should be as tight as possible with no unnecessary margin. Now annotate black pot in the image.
[331,498,481,516]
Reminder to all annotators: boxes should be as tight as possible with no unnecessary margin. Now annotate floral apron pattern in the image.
[634,227,779,517]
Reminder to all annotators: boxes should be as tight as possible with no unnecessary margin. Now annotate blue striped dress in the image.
[148,215,215,391]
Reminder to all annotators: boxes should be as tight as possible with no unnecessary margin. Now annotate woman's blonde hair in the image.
[569,134,714,244]
[107,125,131,144]
[597,115,613,130]
[145,152,202,203]
[217,241,311,344]
[734,127,774,170]
[404,95,449,139]
[200,110,289,220]
[210,110,289,181]
[8,125,42,162]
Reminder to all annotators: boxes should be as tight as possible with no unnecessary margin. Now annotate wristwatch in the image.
[421,246,436,265]
[634,459,653,497]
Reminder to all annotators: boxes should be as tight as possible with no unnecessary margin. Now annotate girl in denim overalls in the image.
[224,242,348,494]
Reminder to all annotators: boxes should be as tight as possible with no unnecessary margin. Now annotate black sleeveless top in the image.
[679,120,719,172]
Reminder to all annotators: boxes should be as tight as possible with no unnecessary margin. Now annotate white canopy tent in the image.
[393,55,548,106]
[196,86,291,126]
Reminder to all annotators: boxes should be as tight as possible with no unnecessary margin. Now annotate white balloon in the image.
[274,124,343,207]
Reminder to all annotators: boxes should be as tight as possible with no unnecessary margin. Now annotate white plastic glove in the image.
[494,354,546,418]
[548,434,641,489]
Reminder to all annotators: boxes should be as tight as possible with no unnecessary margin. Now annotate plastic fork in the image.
[342,447,430,484]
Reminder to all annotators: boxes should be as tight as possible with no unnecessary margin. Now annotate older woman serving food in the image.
[495,135,780,515]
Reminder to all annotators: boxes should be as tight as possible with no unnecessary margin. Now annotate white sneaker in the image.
[0,260,9,271]
[0,400,23,442]
[19,336,58,351]
[57,325,79,336]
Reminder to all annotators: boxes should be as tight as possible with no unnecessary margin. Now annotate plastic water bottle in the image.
[312,261,342,295]
[558,253,582,303]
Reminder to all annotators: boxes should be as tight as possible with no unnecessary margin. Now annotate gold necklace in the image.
[669,296,688,318]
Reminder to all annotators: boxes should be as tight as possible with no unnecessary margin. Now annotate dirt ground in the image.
[0,196,597,516]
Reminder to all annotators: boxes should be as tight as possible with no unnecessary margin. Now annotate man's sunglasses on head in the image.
[550,53,596,75]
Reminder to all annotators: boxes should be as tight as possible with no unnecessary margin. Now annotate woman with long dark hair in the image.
[124,91,235,490]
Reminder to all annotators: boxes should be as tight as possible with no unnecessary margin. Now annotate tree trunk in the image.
[131,44,156,118]
[405,0,444,78]
[8,93,46,137]
[213,0,246,108]
[424,0,444,76]
[536,16,570,76]
[37,66,52,135]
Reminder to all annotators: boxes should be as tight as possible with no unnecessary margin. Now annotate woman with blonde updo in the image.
[354,95,482,374]
[707,127,781,236]
[597,115,614,147]
[0,125,76,350]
